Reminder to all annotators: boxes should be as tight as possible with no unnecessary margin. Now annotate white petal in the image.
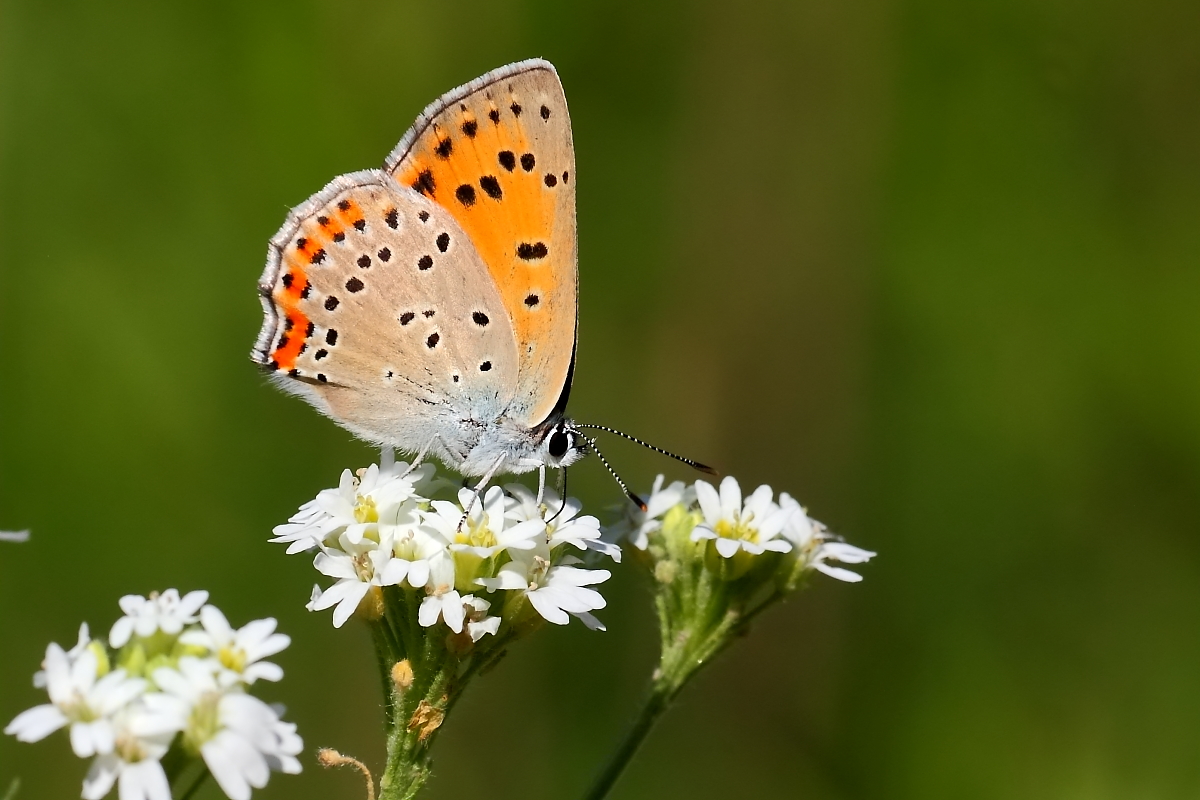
[71,720,99,757]
[82,754,120,800]
[5,704,67,741]
[242,662,284,683]
[308,580,359,612]
[713,537,742,558]
[442,593,465,634]
[407,560,430,589]
[119,758,171,800]
[526,591,570,625]
[313,552,358,580]
[332,583,371,628]
[694,480,722,526]
[815,562,864,582]
[109,616,136,648]
[718,475,743,519]
[199,606,234,644]
[417,596,442,628]
[571,611,607,631]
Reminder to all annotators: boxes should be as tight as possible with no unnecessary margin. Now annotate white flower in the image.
[691,477,794,558]
[776,493,875,581]
[418,556,466,633]
[387,526,451,590]
[421,486,542,591]
[615,475,694,550]
[478,544,611,629]
[810,541,876,582]
[5,640,146,757]
[109,589,209,648]
[462,596,501,642]
[505,484,621,562]
[309,535,394,628]
[270,458,432,554]
[0,529,30,542]
[179,606,290,686]
[150,658,302,800]
[80,706,177,800]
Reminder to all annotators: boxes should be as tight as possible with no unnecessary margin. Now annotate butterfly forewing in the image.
[384,59,578,429]
[252,170,520,454]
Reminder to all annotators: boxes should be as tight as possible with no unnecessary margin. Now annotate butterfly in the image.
[252,59,708,502]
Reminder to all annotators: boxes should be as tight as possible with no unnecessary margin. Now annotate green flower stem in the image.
[162,745,208,800]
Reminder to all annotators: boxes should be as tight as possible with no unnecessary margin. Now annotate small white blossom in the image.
[179,606,290,686]
[478,544,611,629]
[150,658,302,800]
[80,706,177,800]
[309,535,394,628]
[505,484,621,561]
[418,556,466,633]
[6,640,145,757]
[619,475,695,550]
[462,596,501,642]
[270,458,432,553]
[0,529,30,542]
[691,477,794,558]
[421,486,542,592]
[109,589,209,649]
[387,526,451,590]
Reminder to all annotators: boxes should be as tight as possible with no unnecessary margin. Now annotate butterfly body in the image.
[252,61,586,478]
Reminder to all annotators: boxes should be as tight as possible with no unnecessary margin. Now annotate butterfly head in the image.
[542,419,587,470]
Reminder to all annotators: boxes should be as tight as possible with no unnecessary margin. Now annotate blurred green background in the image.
[2,0,1198,798]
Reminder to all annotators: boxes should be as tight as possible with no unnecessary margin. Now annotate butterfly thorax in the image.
[431,412,585,477]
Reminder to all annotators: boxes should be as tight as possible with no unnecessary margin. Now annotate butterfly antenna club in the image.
[573,424,717,475]
[578,433,647,512]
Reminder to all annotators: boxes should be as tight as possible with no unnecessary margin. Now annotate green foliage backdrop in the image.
[2,1,1198,798]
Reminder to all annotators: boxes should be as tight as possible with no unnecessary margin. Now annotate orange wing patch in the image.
[266,197,371,373]
[387,63,577,427]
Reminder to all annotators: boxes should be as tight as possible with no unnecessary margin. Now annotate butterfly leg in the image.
[400,435,440,478]
[457,454,507,532]
[535,463,547,506]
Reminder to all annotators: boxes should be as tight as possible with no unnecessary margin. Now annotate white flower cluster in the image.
[273,452,620,633]
[5,590,301,800]
[619,475,875,582]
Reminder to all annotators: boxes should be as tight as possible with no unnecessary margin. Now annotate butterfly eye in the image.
[548,430,571,459]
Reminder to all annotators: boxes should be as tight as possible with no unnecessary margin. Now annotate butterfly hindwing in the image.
[252,170,520,458]
[384,59,578,429]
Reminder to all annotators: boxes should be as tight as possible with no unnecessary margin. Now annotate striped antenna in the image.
[571,423,717,475]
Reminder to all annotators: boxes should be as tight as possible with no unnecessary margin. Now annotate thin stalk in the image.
[580,681,672,800]
[176,770,210,800]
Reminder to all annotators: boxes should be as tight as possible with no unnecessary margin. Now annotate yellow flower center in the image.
[218,645,246,674]
[183,694,222,753]
[354,495,379,524]
[453,520,497,549]
[714,517,759,543]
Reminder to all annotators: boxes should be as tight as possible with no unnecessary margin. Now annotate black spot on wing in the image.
[412,170,436,196]
[516,242,548,260]
[498,151,516,171]
[436,233,450,253]
[456,184,476,206]
[480,176,502,200]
